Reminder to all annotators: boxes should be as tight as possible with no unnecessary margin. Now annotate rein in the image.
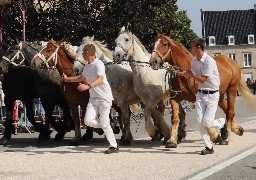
[32,45,59,68]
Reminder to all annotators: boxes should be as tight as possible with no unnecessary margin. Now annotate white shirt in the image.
[82,58,113,102]
[191,52,220,91]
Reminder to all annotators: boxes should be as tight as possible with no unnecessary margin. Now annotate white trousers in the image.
[84,98,117,148]
[195,91,223,149]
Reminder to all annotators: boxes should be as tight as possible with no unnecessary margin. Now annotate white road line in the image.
[188,145,256,180]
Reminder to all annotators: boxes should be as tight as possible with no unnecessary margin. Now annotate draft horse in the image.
[150,32,255,147]
[0,41,74,144]
[32,39,108,145]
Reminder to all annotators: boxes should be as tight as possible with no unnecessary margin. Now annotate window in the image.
[209,36,216,46]
[212,53,221,57]
[228,53,236,61]
[243,53,252,67]
[248,34,255,44]
[228,35,235,45]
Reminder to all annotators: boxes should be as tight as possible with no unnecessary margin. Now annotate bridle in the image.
[115,32,135,62]
[32,42,60,68]
[152,36,172,66]
[2,42,26,67]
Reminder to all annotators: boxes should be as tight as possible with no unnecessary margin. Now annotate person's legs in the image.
[195,98,212,149]
[84,99,101,128]
[99,101,118,149]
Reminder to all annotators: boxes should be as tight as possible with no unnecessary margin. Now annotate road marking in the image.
[188,145,256,180]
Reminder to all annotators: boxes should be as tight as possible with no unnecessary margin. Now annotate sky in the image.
[177,0,256,37]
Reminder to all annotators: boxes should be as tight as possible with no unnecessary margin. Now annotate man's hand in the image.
[62,73,67,82]
[77,83,90,92]
[178,69,193,78]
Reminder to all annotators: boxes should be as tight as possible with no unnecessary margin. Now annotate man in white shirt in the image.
[180,38,225,155]
[63,44,118,154]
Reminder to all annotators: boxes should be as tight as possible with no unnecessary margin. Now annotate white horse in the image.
[71,36,165,145]
[113,25,187,147]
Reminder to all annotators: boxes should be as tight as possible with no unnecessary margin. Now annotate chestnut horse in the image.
[149,32,255,147]
[32,39,92,145]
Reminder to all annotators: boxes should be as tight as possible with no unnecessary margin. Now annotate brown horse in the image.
[149,32,256,148]
[31,39,92,145]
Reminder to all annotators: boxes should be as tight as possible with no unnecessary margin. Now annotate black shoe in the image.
[104,146,119,154]
[200,147,214,155]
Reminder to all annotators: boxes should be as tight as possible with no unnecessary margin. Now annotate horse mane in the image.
[82,36,113,62]
[158,34,191,56]
[129,32,149,55]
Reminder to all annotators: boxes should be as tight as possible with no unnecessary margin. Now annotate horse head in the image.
[0,42,11,74]
[113,25,134,64]
[32,38,75,76]
[150,32,193,70]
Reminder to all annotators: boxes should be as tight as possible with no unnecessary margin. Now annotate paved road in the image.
[0,97,256,180]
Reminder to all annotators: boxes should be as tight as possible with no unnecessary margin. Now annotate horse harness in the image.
[2,42,26,67]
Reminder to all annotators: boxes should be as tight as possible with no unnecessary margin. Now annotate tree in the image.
[0,0,197,50]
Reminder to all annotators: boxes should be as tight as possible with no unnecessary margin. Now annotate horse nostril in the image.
[154,60,158,64]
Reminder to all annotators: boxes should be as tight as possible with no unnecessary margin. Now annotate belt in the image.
[198,89,219,94]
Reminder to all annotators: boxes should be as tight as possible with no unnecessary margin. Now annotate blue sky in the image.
[177,0,256,37]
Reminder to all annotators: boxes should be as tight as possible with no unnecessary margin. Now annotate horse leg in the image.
[119,104,133,146]
[69,104,81,146]
[110,103,121,134]
[145,106,170,144]
[0,97,14,145]
[38,99,56,142]
[165,99,180,148]
[23,99,44,133]
[55,98,74,141]
[177,103,186,143]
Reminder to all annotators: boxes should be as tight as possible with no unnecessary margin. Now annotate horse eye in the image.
[163,43,168,47]
[125,38,129,42]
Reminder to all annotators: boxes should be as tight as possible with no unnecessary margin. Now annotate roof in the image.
[201,8,256,45]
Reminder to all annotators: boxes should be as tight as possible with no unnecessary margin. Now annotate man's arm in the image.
[178,69,207,84]
[62,73,86,83]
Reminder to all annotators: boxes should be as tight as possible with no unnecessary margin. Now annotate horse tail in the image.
[129,104,142,112]
[238,73,256,108]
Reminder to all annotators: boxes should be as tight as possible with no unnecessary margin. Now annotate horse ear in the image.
[91,36,94,41]
[127,22,131,32]
[165,28,171,37]
[153,29,159,37]
[120,26,126,34]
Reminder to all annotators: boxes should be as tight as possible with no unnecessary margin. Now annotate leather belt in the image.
[198,89,219,94]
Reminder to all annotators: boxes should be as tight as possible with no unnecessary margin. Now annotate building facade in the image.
[201,5,256,80]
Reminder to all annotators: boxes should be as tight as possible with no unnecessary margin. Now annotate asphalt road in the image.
[0,96,256,180]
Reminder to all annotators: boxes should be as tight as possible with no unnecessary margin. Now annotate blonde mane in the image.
[128,32,149,55]
[159,34,191,55]
[81,36,113,61]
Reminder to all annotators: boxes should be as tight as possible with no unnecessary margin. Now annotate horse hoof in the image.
[213,135,222,144]
[113,126,120,134]
[239,127,244,136]
[0,136,10,145]
[54,132,65,141]
[165,143,177,148]
[219,140,229,145]
[93,128,104,135]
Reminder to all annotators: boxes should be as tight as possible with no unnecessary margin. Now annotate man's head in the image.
[190,38,205,57]
[83,44,96,62]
